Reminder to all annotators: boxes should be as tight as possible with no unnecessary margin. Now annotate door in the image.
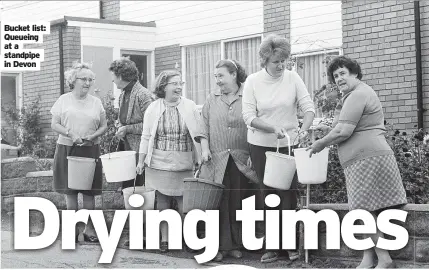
[121,50,152,89]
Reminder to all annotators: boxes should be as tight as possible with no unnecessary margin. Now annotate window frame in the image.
[181,34,263,101]
[1,72,23,110]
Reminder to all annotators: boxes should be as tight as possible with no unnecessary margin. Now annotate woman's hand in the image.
[69,131,83,144]
[306,140,325,158]
[201,149,212,163]
[297,129,309,144]
[273,126,287,139]
[115,126,127,139]
[136,161,146,175]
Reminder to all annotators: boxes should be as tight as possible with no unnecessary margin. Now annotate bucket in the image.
[294,147,329,184]
[67,156,96,190]
[122,185,155,210]
[100,151,136,182]
[263,135,296,190]
[183,164,225,213]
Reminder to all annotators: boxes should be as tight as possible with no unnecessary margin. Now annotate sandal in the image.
[83,233,99,243]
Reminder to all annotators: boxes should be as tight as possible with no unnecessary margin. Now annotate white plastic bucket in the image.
[294,147,329,184]
[67,156,96,190]
[122,186,155,210]
[99,151,136,182]
[263,135,296,190]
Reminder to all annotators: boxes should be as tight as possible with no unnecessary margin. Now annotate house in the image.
[1,0,428,144]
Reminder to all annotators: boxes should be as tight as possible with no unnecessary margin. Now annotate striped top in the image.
[154,105,193,152]
[198,85,258,184]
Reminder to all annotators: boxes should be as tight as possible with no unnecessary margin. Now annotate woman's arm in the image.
[51,115,82,144]
[87,113,108,141]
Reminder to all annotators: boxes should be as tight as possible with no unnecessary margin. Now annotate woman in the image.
[199,59,258,262]
[242,34,315,263]
[307,56,407,269]
[109,57,153,190]
[136,70,205,252]
[50,62,108,243]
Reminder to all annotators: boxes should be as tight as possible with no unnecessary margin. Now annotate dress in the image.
[198,86,258,251]
[50,92,105,195]
[337,82,407,211]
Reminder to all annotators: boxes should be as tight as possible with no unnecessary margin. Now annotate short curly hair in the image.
[327,56,363,83]
[215,59,247,87]
[109,57,139,82]
[259,34,291,68]
[64,61,94,90]
[153,70,181,99]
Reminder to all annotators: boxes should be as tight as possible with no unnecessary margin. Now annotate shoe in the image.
[228,250,243,259]
[288,251,299,261]
[213,252,223,262]
[375,261,396,269]
[261,251,279,263]
[160,241,168,252]
[83,233,99,243]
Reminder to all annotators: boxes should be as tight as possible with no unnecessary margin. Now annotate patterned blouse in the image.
[154,105,193,152]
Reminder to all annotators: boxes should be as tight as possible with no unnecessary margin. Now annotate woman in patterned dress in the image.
[198,59,258,262]
[135,70,205,252]
[308,56,407,269]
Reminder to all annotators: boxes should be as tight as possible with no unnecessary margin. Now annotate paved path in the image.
[1,231,215,269]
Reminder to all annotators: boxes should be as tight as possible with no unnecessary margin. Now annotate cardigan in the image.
[139,97,206,166]
[117,81,153,152]
[337,81,393,168]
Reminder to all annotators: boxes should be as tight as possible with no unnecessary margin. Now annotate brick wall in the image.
[154,44,181,77]
[23,25,81,138]
[100,1,120,20]
[263,1,291,40]
[420,1,429,129]
[341,0,426,130]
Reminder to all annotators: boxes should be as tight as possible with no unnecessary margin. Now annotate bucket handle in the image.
[277,132,291,156]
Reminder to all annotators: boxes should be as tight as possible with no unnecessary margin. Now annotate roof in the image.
[50,16,156,28]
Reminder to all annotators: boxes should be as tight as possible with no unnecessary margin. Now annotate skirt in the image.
[344,154,407,212]
[53,144,103,196]
[145,167,193,197]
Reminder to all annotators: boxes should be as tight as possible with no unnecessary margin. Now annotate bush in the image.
[2,99,43,156]
[99,95,120,155]
[305,119,429,205]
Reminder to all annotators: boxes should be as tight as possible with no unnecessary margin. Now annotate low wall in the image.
[306,204,429,263]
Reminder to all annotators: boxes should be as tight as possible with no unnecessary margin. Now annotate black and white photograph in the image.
[1,1,428,269]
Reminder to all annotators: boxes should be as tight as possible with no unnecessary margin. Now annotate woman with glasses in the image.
[198,59,258,262]
[50,61,107,243]
[242,34,315,263]
[136,69,205,252]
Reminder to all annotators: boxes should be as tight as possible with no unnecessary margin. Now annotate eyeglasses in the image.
[167,81,185,87]
[76,77,95,83]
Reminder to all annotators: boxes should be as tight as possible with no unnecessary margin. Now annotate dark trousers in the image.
[219,156,250,251]
[117,139,145,189]
[249,143,299,255]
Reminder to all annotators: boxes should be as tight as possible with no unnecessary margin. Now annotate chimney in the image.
[99,1,120,20]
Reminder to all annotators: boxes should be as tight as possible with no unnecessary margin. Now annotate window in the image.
[294,50,340,117]
[224,36,261,76]
[1,73,22,144]
[184,35,262,105]
[185,42,221,105]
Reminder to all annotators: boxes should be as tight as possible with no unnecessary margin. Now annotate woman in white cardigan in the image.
[136,70,205,252]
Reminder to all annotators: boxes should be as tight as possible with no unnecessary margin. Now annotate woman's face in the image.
[265,53,287,78]
[110,72,127,90]
[74,69,95,97]
[164,75,183,102]
[332,67,359,93]
[215,67,236,93]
